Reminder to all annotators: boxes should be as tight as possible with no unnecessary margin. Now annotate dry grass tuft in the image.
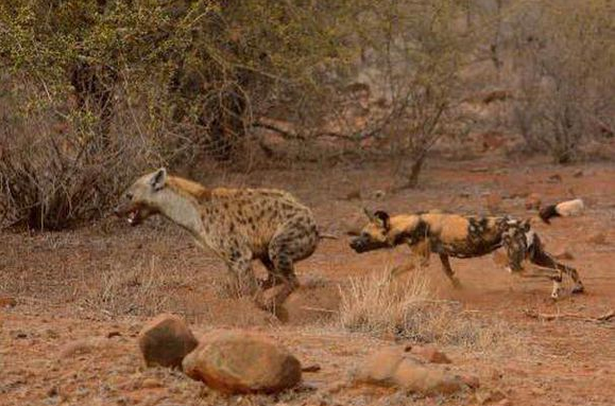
[339,268,515,350]
[78,256,188,316]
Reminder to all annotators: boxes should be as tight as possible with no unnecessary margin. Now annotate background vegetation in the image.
[1,0,613,230]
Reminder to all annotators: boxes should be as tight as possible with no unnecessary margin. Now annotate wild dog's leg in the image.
[390,240,431,279]
[439,254,462,289]
[528,245,585,299]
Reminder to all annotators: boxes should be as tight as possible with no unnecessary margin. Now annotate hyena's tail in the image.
[539,198,584,224]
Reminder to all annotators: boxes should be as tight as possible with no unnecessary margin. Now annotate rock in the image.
[138,313,198,369]
[344,189,361,201]
[0,297,17,308]
[107,331,122,339]
[60,338,108,358]
[408,345,452,364]
[374,190,386,199]
[301,364,321,373]
[353,347,465,395]
[587,232,607,245]
[476,388,507,404]
[461,374,481,389]
[182,330,302,394]
[524,193,542,210]
[548,174,563,183]
[553,249,574,260]
[141,378,163,389]
[485,193,502,213]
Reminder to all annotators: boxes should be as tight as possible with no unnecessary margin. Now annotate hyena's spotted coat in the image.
[350,209,584,299]
[114,168,319,313]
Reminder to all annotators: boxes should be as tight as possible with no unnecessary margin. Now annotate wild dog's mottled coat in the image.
[350,210,584,299]
[115,168,319,312]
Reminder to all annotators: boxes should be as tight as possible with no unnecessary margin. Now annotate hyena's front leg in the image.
[528,246,585,299]
[225,249,258,298]
[439,254,462,289]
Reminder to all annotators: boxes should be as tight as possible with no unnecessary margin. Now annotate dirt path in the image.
[1,157,614,405]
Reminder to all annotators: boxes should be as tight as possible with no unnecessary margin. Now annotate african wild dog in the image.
[114,168,319,313]
[349,209,585,299]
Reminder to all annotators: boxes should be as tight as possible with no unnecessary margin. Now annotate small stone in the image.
[573,170,584,178]
[0,297,17,308]
[476,388,507,404]
[141,378,162,389]
[374,190,386,199]
[60,338,107,358]
[587,232,607,245]
[344,189,361,201]
[460,374,480,389]
[548,174,563,183]
[107,331,122,339]
[409,345,452,364]
[553,249,574,260]
[302,364,321,373]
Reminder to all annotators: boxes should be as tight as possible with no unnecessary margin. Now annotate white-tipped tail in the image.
[556,198,584,217]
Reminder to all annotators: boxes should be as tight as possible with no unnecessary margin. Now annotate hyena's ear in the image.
[374,210,391,231]
[521,219,531,232]
[150,168,167,191]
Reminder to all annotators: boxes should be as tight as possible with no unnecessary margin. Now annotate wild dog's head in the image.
[500,218,532,272]
[350,209,426,253]
[349,209,392,253]
[114,168,167,226]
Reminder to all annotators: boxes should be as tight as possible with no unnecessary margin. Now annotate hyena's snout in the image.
[113,199,146,226]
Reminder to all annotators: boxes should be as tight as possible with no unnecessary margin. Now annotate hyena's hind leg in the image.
[261,216,318,312]
[528,244,585,299]
[439,254,462,289]
[257,255,281,290]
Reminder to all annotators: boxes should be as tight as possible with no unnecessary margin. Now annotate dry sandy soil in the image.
[1,154,614,406]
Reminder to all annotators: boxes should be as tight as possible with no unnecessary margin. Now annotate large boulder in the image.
[138,313,198,368]
[354,347,467,395]
[182,330,302,394]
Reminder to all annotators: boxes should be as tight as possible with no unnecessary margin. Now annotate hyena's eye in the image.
[126,193,134,200]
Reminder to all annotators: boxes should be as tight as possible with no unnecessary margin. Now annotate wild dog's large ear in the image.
[521,219,531,232]
[374,210,391,231]
[150,168,167,191]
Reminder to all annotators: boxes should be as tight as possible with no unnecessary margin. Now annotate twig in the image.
[523,309,614,324]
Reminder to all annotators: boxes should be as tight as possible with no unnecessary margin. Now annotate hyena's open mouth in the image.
[127,208,141,226]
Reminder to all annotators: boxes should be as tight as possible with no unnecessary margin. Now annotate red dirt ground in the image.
[1,155,614,406]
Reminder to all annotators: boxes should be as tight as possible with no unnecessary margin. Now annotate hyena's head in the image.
[349,209,393,253]
[114,168,167,226]
[501,218,532,272]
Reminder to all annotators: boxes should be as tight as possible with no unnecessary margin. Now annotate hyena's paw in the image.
[571,283,585,294]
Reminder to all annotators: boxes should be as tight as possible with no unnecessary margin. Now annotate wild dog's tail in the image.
[539,198,584,224]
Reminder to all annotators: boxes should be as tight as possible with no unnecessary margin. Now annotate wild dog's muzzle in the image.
[349,236,389,253]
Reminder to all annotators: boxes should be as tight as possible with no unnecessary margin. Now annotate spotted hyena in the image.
[350,209,585,299]
[114,168,319,312]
